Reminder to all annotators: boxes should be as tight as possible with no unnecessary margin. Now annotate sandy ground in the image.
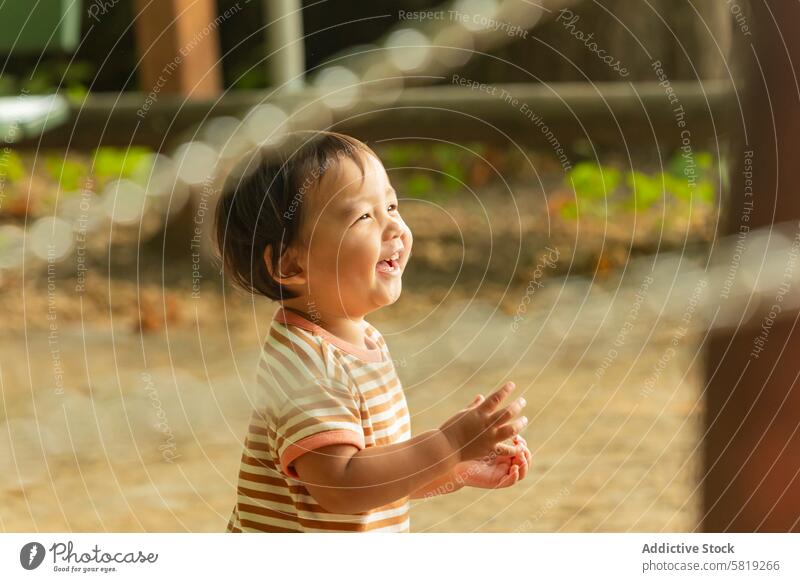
[0,257,705,532]
[0,165,716,532]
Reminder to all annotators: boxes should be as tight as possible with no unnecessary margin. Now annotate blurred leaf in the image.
[560,201,578,219]
[2,150,25,183]
[9,59,93,96]
[662,173,691,201]
[432,144,461,166]
[92,147,152,182]
[62,61,93,85]
[696,179,715,203]
[0,74,17,96]
[44,155,87,191]
[405,173,435,198]
[65,84,89,102]
[384,144,425,168]
[669,152,688,177]
[669,150,713,180]
[441,160,465,192]
[466,142,488,157]
[384,145,414,168]
[21,73,54,95]
[566,162,620,200]
[695,151,713,170]
[626,171,663,209]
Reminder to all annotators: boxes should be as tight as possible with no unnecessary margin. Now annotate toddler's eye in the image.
[389,203,398,212]
[357,213,370,222]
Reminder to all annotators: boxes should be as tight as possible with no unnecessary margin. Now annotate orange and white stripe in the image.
[226,307,411,533]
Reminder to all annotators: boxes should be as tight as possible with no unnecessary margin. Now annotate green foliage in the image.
[0,74,16,97]
[65,85,89,103]
[561,151,718,220]
[559,201,578,219]
[568,162,621,200]
[44,146,152,193]
[3,60,93,97]
[440,160,465,192]
[467,142,488,157]
[431,144,460,166]
[695,151,713,170]
[1,150,25,183]
[92,147,152,182]
[696,179,715,203]
[384,143,425,168]
[559,162,620,218]
[44,155,87,191]
[39,147,153,195]
[405,173,436,198]
[382,142,489,201]
[627,171,663,209]
[20,75,53,95]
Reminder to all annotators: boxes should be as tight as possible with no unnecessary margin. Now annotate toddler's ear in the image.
[264,244,306,286]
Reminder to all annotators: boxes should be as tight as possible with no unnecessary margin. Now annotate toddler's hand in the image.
[452,435,530,489]
[439,381,528,464]
[509,434,532,473]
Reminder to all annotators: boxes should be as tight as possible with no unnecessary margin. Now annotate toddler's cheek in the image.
[400,222,413,248]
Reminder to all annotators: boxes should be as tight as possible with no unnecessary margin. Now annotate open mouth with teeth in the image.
[376,250,401,274]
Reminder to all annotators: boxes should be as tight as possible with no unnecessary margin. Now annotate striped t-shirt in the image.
[226,306,412,532]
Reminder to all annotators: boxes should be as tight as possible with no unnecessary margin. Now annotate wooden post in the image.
[703,2,800,532]
[263,0,305,90]
[133,0,223,98]
[692,0,732,80]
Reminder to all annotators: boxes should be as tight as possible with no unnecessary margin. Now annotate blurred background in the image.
[1,0,798,532]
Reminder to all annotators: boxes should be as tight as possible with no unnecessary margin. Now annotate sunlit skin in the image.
[450,397,531,489]
[267,151,531,491]
[267,152,412,350]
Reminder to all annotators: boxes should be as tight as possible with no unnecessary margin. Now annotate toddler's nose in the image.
[384,216,405,240]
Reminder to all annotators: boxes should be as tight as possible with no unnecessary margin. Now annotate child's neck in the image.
[281,303,369,350]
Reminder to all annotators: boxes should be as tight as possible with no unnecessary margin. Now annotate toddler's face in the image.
[297,152,412,318]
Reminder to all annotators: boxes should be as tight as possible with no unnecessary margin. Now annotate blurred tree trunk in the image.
[133,0,222,98]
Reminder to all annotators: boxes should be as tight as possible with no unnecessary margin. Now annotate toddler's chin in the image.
[377,282,402,307]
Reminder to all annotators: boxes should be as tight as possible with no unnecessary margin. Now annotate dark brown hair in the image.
[214,131,376,300]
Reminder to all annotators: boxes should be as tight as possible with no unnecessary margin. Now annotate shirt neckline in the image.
[273,307,384,363]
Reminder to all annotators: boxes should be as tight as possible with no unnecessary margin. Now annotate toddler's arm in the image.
[293,381,527,514]
[409,469,465,499]
[293,429,458,514]
[408,438,522,499]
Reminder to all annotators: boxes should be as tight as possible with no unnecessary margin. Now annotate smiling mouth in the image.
[376,250,402,275]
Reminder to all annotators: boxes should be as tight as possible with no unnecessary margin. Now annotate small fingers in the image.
[513,434,533,465]
[499,465,520,488]
[498,416,528,440]
[513,435,532,464]
[517,455,529,480]
[479,381,515,414]
[493,442,518,457]
[490,396,526,427]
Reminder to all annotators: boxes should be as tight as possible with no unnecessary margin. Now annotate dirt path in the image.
[0,263,704,532]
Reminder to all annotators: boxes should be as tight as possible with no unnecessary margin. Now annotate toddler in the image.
[215,131,530,532]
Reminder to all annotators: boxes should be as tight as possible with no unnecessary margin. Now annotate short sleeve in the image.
[273,379,365,479]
